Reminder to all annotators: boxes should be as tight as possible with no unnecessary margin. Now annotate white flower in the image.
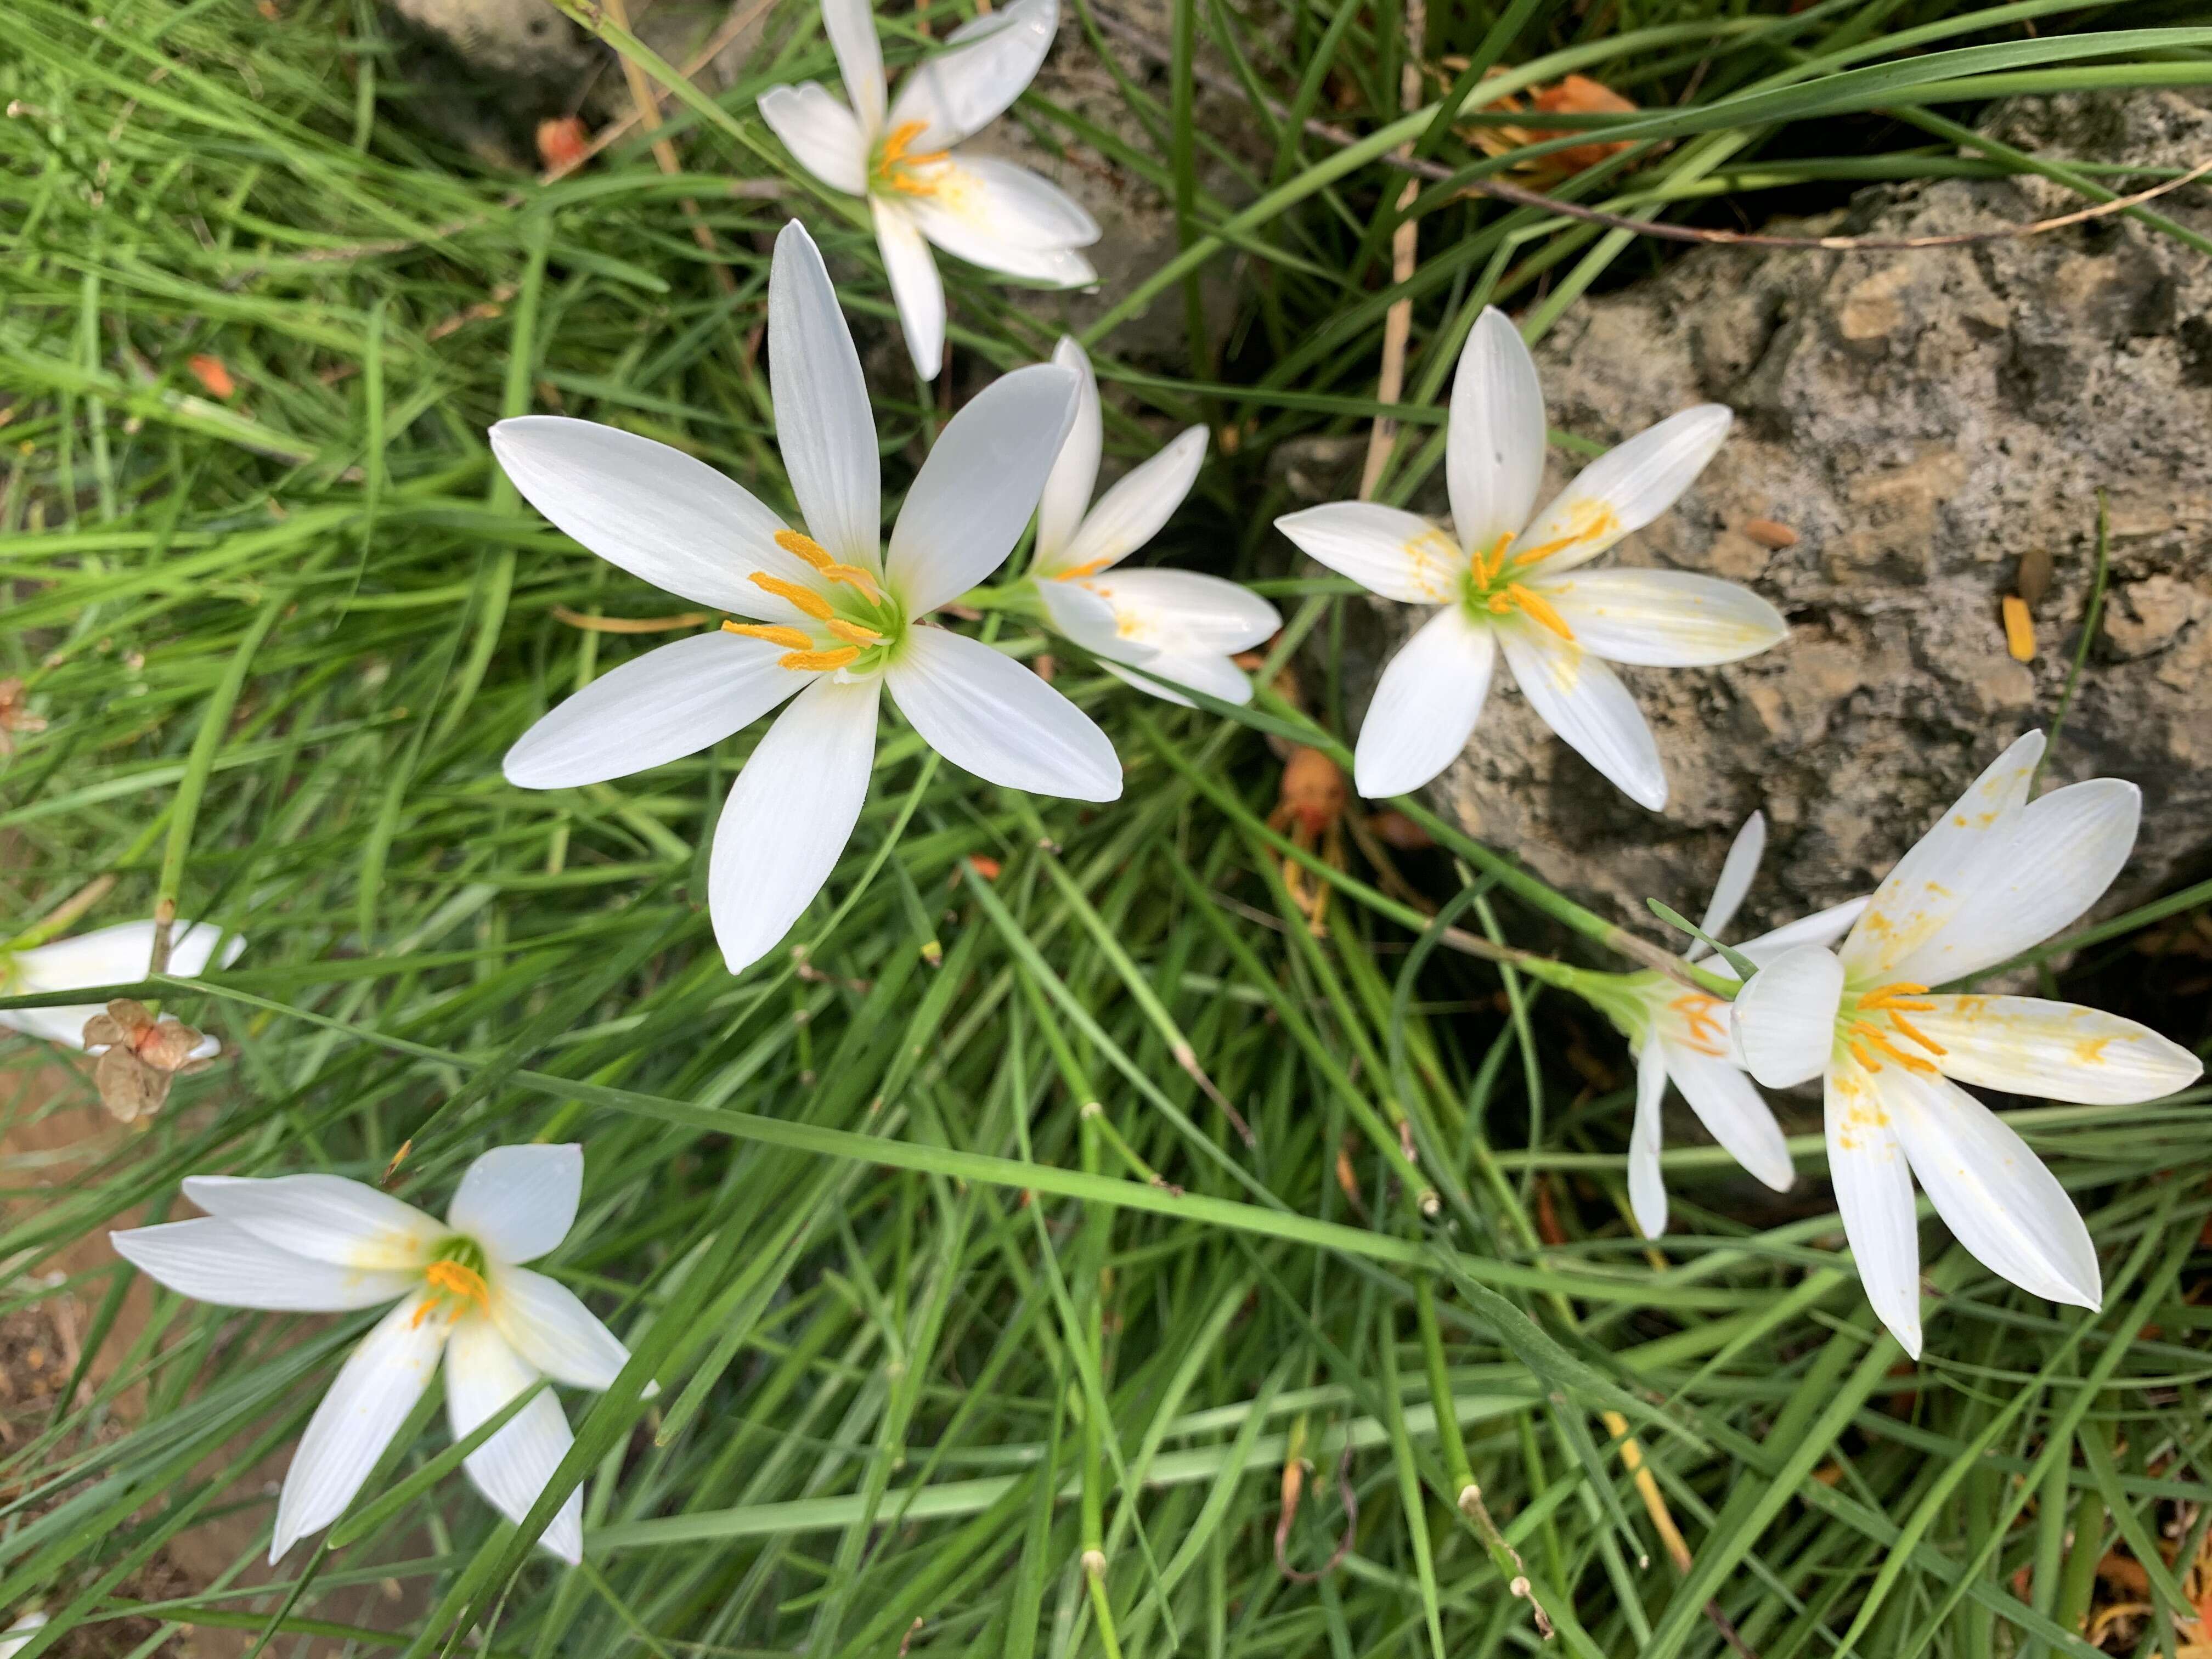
[758,0,1100,381]
[1606,811,1869,1239]
[1728,731,2203,1356]
[111,1143,647,1564]
[0,919,244,1049]
[1025,338,1279,706]
[498,221,1117,975]
[0,1612,47,1659]
[1274,307,1785,808]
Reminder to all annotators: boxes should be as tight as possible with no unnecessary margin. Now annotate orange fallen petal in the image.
[187,355,235,399]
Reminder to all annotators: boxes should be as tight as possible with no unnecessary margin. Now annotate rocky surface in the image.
[1327,91,2212,945]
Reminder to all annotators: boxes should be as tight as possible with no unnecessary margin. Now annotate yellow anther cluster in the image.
[872,121,948,195]
[1843,981,1945,1075]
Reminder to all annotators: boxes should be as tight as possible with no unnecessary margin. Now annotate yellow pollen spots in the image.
[873,122,949,194]
[775,528,834,569]
[751,571,837,619]
[1669,994,1727,1054]
[824,619,883,646]
[2072,1035,2113,1065]
[778,646,862,672]
[724,621,814,650]
[1053,556,1114,582]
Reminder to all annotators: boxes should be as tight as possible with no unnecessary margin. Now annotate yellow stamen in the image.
[751,571,837,619]
[874,121,949,194]
[1505,582,1575,642]
[1472,531,1513,586]
[724,621,814,650]
[1848,1038,1882,1073]
[423,1259,489,1313]
[1053,555,1114,582]
[1669,994,1726,1051]
[825,618,884,646]
[821,561,884,599]
[775,528,834,570]
[1882,1011,1946,1056]
[1857,1029,1938,1075]
[778,646,862,672]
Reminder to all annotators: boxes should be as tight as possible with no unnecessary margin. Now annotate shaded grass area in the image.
[4,0,2211,1654]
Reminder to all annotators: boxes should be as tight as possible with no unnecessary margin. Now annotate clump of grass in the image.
[4,0,2210,1654]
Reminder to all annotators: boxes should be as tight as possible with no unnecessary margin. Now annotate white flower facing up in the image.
[1274,307,1786,808]
[1025,338,1279,706]
[758,0,1099,381]
[0,919,244,1049]
[1595,811,1869,1239]
[1729,731,2203,1356]
[112,1143,646,1565]
[498,222,1118,975]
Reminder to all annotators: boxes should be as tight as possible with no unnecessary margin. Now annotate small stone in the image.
[1741,518,1799,549]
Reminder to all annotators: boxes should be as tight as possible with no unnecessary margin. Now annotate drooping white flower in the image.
[498,221,1116,974]
[112,1143,647,1564]
[1603,811,1869,1239]
[1024,338,1278,706]
[758,0,1099,381]
[1729,731,2202,1356]
[1274,307,1785,808]
[0,919,244,1050]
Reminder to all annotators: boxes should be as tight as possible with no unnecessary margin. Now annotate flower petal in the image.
[1825,1059,1923,1357]
[758,83,867,195]
[1728,943,1844,1090]
[1100,652,1253,708]
[183,1175,442,1272]
[1837,731,2042,981]
[1628,1037,1670,1240]
[444,1318,583,1565]
[1353,605,1495,799]
[501,632,803,790]
[1690,811,1765,960]
[821,0,886,134]
[1496,623,1666,810]
[873,202,945,383]
[886,362,1079,613]
[1884,1065,2100,1311]
[447,1144,582,1265]
[1273,503,1465,606]
[769,220,882,570]
[1511,404,1732,576]
[5,919,236,1047]
[1538,569,1786,667]
[1730,897,1871,974]
[1663,1040,1794,1193]
[709,675,881,974]
[1911,995,2202,1105]
[491,1266,648,1394]
[904,160,1098,285]
[112,1218,416,1311]
[1050,427,1206,578]
[884,0,1055,150]
[1034,337,1102,569]
[489,417,802,617]
[887,627,1120,800]
[269,1292,448,1561]
[1447,307,1547,552]
[1074,568,1278,655]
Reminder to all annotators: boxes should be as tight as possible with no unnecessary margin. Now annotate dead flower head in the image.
[82,1000,218,1123]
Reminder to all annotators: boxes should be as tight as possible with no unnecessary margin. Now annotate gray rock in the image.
[1330,91,2212,946]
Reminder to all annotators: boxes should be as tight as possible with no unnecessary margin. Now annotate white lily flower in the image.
[498,221,1115,974]
[0,919,244,1050]
[1604,811,1870,1239]
[758,0,1100,381]
[1729,731,2202,1356]
[0,1612,47,1659]
[112,1143,648,1564]
[1025,338,1279,706]
[1274,307,1785,808]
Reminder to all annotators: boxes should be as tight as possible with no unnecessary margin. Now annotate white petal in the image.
[1511,405,1732,576]
[758,83,868,195]
[1884,1066,2100,1311]
[770,220,882,571]
[490,1266,647,1393]
[1837,731,2043,981]
[1101,652,1253,708]
[447,1144,582,1265]
[112,1218,416,1311]
[887,627,1120,800]
[1728,944,1844,1090]
[501,632,802,790]
[1663,1040,1795,1193]
[1628,1037,1669,1240]
[0,1615,48,1658]
[0,1000,110,1048]
[1035,572,1141,658]
[709,675,880,974]
[1073,568,1278,654]
[1538,569,1786,667]
[1446,307,1547,552]
[1911,995,2202,1105]
[820,0,886,134]
[1729,897,1871,975]
[165,921,247,980]
[1352,606,1495,799]
[270,1293,448,1561]
[926,235,1096,286]
[1825,1059,1923,1357]
[1690,811,1765,960]
[444,1318,583,1565]
[1034,337,1102,568]
[1050,427,1206,578]
[886,363,1079,614]
[905,153,1099,250]
[5,919,245,1047]
[183,1175,442,1272]
[490,417,804,618]
[884,0,1056,150]
[1273,503,1465,606]
[1497,624,1666,810]
[873,202,945,383]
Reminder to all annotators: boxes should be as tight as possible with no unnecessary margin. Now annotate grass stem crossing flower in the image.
[0,919,243,1050]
